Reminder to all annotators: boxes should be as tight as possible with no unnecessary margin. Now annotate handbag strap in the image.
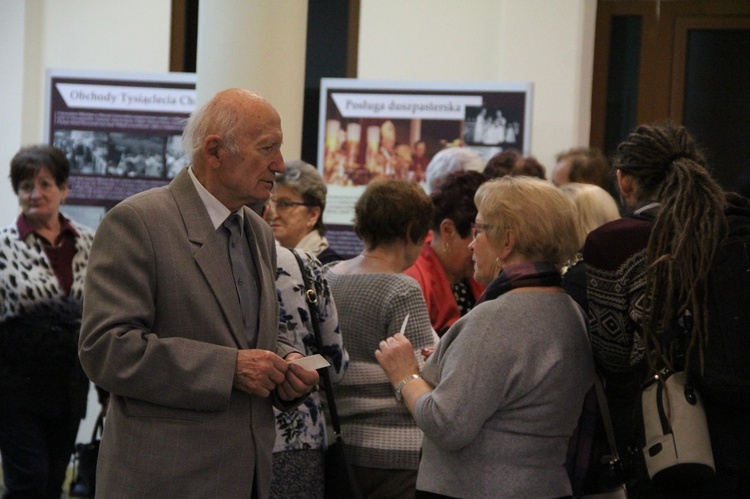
[572,302,621,463]
[290,249,343,437]
[593,376,620,462]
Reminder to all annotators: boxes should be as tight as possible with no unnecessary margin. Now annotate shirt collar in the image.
[633,201,661,215]
[296,229,329,255]
[188,166,244,230]
[16,212,79,242]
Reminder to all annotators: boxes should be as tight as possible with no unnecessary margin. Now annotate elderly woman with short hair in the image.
[0,145,96,497]
[326,179,437,499]
[405,170,487,336]
[376,176,595,498]
[266,160,341,264]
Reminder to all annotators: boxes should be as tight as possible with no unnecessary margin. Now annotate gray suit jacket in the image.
[80,168,297,498]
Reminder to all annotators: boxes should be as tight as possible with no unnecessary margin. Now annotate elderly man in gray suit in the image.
[79,88,319,498]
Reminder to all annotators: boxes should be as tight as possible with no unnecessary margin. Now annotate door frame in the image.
[590,0,750,152]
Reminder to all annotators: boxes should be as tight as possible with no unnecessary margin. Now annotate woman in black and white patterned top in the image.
[0,145,95,498]
[270,245,349,498]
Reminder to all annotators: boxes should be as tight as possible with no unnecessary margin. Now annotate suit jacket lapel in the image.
[170,168,247,348]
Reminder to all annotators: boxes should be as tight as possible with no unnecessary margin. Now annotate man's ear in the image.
[202,135,223,168]
[617,170,637,202]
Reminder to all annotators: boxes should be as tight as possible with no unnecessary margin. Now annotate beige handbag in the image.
[641,369,715,487]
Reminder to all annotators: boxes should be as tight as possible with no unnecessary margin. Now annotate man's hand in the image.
[233,349,289,397]
[277,353,320,401]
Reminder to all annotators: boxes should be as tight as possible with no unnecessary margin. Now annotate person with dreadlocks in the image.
[584,122,750,497]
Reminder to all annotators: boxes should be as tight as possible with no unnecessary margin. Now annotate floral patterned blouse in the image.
[273,245,349,453]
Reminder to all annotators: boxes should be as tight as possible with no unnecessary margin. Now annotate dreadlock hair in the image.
[615,122,727,375]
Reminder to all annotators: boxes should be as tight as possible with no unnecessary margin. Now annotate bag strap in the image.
[571,302,621,463]
[593,376,620,463]
[290,249,343,437]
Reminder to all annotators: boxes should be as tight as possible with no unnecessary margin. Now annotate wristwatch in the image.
[394,374,421,402]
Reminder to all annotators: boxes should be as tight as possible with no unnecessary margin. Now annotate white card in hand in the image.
[400,313,410,333]
[290,354,331,370]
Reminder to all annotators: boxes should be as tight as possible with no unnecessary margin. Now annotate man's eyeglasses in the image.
[271,199,312,211]
[471,222,493,240]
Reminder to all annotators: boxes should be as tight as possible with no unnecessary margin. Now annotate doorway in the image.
[591,0,750,191]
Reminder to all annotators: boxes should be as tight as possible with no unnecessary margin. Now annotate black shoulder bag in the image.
[69,412,104,498]
[290,250,362,499]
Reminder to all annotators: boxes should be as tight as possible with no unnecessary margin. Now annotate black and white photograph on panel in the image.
[53,130,109,175]
[107,133,165,178]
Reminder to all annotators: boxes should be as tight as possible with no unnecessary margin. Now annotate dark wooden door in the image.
[591,0,750,191]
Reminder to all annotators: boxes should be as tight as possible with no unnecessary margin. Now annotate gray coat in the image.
[414,291,595,498]
[79,168,297,498]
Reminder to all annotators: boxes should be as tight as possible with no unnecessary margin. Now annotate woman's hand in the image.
[375,332,420,386]
[421,347,436,361]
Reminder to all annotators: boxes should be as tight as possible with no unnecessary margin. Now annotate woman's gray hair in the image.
[276,160,328,234]
[424,147,485,194]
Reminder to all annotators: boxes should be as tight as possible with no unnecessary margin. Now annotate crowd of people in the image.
[2,86,749,499]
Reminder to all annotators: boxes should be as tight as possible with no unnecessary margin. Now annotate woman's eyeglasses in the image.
[271,199,312,211]
[471,222,493,240]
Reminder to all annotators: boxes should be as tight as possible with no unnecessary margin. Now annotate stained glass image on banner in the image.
[316,79,532,257]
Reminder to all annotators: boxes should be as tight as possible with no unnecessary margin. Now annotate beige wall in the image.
[358,0,597,177]
[0,2,27,224]
[0,0,172,225]
[195,0,308,165]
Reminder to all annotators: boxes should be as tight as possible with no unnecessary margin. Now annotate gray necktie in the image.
[223,214,260,347]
